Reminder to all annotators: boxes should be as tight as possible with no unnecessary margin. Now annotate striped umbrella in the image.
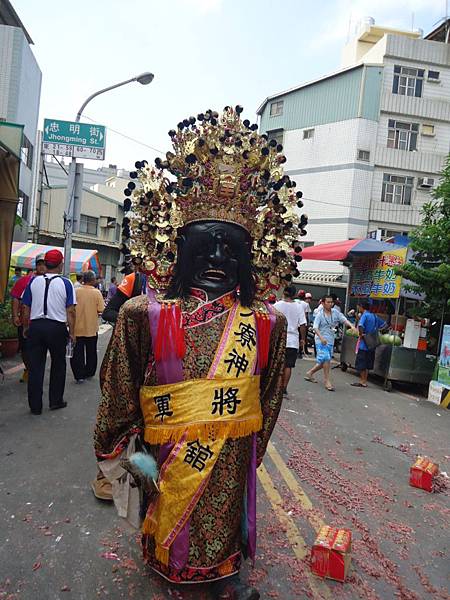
[10,242,101,275]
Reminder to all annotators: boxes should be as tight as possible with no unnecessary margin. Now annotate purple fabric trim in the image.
[246,434,257,563]
[146,289,189,569]
[246,302,276,562]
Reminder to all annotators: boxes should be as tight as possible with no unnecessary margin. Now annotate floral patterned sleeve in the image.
[256,312,286,462]
[94,296,151,458]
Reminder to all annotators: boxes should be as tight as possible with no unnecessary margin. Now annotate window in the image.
[266,129,284,146]
[428,70,440,81]
[381,174,414,205]
[387,119,418,151]
[357,149,370,162]
[115,223,121,243]
[80,214,98,235]
[380,228,409,240]
[392,65,424,97]
[20,135,34,169]
[303,128,314,140]
[421,124,435,136]
[270,101,283,117]
[17,190,30,220]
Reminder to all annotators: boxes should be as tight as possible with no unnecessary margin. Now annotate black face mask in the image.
[166,221,255,304]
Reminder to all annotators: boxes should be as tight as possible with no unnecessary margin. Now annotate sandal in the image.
[350,382,368,387]
[325,385,335,391]
[304,376,317,383]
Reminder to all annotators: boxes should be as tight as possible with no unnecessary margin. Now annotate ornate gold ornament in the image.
[121,106,307,298]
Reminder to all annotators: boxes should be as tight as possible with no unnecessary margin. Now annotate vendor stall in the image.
[10,242,101,277]
[301,239,437,391]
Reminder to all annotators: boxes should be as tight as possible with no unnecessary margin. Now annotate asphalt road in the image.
[0,331,449,600]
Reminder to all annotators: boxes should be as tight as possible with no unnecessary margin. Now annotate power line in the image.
[302,195,417,211]
[82,114,165,156]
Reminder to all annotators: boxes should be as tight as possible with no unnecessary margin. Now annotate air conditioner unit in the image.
[419,177,434,189]
[99,216,117,228]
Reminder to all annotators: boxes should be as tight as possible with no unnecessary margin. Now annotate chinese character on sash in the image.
[234,322,257,349]
[211,386,241,416]
[154,393,173,422]
[184,440,214,472]
[224,349,249,377]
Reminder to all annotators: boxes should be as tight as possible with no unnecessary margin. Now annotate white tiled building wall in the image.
[283,118,376,274]
[0,25,42,240]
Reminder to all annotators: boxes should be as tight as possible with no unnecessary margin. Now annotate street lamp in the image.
[63,72,155,276]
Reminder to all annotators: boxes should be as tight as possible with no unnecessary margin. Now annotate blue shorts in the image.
[316,343,333,364]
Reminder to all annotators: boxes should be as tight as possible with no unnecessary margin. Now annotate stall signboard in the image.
[438,324,450,387]
[350,247,407,298]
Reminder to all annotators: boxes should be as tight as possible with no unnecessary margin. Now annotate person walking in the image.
[10,255,46,382]
[70,270,105,383]
[21,249,76,415]
[295,290,311,356]
[351,300,386,388]
[305,295,356,391]
[274,285,307,395]
[106,276,117,303]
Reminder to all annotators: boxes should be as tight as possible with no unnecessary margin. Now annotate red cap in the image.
[44,249,63,265]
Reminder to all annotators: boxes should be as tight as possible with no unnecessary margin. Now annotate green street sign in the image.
[43,118,106,160]
[43,119,105,148]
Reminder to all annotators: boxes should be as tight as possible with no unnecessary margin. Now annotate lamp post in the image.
[62,72,154,276]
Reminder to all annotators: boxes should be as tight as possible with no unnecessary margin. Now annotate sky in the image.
[14,0,446,171]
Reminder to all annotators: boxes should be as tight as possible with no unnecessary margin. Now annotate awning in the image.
[300,239,404,262]
[295,272,343,283]
[10,242,101,275]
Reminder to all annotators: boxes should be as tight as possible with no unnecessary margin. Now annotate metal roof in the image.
[256,64,365,116]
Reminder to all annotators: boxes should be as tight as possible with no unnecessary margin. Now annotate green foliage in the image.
[0,297,17,339]
[397,156,450,320]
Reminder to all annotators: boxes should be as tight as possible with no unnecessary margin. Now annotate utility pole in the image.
[62,72,154,276]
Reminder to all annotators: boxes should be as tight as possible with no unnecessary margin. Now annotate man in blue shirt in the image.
[352,300,386,388]
[22,249,76,414]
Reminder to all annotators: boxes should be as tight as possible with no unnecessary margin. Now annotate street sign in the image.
[42,119,106,160]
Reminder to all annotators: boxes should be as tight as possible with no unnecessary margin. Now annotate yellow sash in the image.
[141,302,261,565]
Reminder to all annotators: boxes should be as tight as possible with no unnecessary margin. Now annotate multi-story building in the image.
[0,0,42,241]
[36,175,128,283]
[257,18,450,289]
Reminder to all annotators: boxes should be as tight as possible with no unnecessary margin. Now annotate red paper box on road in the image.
[311,526,352,582]
[409,457,439,493]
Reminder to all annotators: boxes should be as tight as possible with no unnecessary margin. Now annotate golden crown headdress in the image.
[121,106,307,298]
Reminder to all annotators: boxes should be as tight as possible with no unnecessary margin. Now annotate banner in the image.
[438,325,450,388]
[350,247,407,299]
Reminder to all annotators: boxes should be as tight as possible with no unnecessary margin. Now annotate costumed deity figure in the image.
[94,106,307,599]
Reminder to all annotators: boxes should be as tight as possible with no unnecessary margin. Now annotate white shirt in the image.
[274,300,307,348]
[295,299,311,319]
[22,273,76,323]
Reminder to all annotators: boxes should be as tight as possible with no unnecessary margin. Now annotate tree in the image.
[397,156,450,322]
